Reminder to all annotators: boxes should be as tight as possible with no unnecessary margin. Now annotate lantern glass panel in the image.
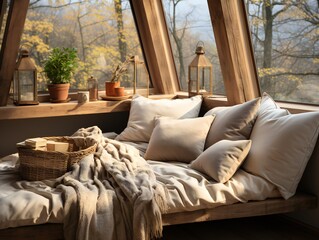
[19,70,35,101]
[189,66,197,81]
[121,62,134,89]
[13,71,19,102]
[135,63,149,97]
[202,67,211,93]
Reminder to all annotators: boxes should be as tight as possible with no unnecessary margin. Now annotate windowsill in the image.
[1,93,317,120]
[277,102,319,114]
[0,94,177,120]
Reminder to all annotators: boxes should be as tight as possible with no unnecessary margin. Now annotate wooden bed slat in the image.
[0,193,316,240]
[162,193,317,226]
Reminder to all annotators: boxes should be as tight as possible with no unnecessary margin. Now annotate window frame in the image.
[0,0,316,113]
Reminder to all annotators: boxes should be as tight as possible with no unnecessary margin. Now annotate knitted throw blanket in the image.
[58,126,167,240]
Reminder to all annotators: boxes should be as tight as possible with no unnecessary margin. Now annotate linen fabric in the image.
[190,140,252,183]
[243,110,319,199]
[116,95,202,143]
[144,115,215,163]
[204,98,260,149]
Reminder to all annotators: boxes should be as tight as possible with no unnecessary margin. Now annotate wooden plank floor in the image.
[160,215,319,240]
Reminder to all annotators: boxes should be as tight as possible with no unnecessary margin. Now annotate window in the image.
[162,0,225,95]
[0,1,9,51]
[246,0,318,105]
[22,0,145,92]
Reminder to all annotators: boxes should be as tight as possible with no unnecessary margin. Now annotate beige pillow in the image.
[116,95,202,142]
[204,98,260,149]
[243,111,319,199]
[144,115,215,162]
[190,140,252,183]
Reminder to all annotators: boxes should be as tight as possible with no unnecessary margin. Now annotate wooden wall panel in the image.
[208,0,260,104]
[0,0,29,106]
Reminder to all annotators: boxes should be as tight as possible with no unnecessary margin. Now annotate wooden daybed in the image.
[0,192,316,240]
[1,95,319,240]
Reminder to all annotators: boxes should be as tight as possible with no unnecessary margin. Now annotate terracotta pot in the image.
[48,83,70,101]
[114,87,125,97]
[105,82,120,96]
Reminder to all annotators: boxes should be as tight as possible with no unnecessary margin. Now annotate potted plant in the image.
[106,56,133,96]
[44,47,78,102]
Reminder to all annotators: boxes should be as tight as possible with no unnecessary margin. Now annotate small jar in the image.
[87,76,98,101]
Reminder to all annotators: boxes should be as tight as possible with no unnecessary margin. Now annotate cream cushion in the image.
[144,115,215,162]
[243,110,319,199]
[190,140,252,183]
[204,98,260,149]
[116,95,202,142]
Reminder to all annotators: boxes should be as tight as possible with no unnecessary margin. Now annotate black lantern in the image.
[126,55,150,97]
[188,41,213,97]
[13,49,38,105]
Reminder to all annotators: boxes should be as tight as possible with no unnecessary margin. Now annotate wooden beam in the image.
[130,0,179,94]
[208,0,260,104]
[0,0,30,106]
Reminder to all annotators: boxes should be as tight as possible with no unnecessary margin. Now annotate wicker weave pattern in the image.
[18,136,97,181]
[18,148,68,181]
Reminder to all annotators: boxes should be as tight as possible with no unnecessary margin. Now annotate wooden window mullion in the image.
[208,0,260,104]
[0,0,30,106]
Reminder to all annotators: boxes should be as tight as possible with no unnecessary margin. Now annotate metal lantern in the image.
[188,41,213,97]
[126,55,150,97]
[13,49,38,105]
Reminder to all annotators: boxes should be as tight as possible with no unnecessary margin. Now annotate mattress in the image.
[0,142,280,229]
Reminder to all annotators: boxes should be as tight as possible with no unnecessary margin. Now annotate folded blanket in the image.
[32,126,167,240]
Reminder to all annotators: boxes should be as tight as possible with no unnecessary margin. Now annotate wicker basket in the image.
[18,137,97,181]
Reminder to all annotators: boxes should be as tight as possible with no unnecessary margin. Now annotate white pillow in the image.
[116,95,202,142]
[243,110,319,199]
[144,115,215,163]
[204,98,260,149]
[259,92,280,113]
[190,140,252,183]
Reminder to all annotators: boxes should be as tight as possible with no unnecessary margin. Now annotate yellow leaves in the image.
[258,67,287,77]
[24,19,53,36]
[258,67,302,83]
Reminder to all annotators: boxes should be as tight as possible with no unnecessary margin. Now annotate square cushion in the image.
[243,109,319,199]
[190,140,252,183]
[144,115,215,163]
[116,95,202,142]
[204,98,260,149]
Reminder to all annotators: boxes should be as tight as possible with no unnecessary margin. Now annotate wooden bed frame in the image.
[0,192,316,240]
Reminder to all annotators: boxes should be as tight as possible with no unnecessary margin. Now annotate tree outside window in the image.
[21,0,144,92]
[246,0,318,105]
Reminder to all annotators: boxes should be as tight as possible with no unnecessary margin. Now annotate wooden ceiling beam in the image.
[0,0,30,106]
[130,0,179,94]
[208,0,260,104]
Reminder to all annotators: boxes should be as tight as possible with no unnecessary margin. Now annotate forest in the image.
[0,0,318,104]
